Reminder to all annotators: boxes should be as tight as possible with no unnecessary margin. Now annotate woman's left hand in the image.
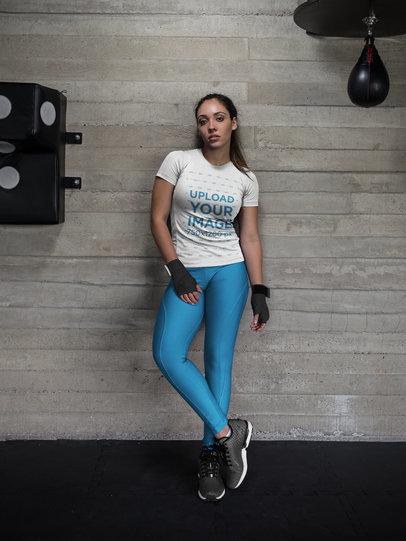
[250,314,266,332]
[250,284,270,332]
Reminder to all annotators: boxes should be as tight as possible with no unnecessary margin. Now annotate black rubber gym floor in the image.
[1,440,405,540]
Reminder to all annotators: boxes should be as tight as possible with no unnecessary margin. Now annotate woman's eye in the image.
[198,117,223,125]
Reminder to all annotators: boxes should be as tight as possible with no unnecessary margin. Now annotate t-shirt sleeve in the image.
[155,150,185,186]
[241,171,259,207]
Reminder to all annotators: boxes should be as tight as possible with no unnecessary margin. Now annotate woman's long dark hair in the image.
[193,93,252,179]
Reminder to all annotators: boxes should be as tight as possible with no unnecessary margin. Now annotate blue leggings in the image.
[152,260,249,447]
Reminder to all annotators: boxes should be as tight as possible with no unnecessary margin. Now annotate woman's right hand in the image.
[166,258,203,304]
[180,283,203,304]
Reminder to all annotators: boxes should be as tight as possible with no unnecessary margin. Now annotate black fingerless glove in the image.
[250,284,270,324]
[165,258,198,298]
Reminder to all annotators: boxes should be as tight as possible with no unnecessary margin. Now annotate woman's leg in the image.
[201,261,249,448]
[152,268,229,436]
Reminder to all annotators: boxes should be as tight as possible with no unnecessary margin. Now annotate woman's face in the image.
[196,99,237,149]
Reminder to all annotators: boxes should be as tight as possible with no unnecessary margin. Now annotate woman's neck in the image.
[201,145,231,166]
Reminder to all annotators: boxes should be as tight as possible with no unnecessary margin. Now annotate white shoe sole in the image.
[197,488,225,500]
[232,419,253,489]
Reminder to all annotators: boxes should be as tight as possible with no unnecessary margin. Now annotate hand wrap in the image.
[166,258,198,298]
[250,284,270,325]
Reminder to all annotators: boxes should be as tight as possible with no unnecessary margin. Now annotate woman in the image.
[150,93,270,501]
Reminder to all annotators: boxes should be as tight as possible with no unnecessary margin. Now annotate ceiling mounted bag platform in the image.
[293,0,406,37]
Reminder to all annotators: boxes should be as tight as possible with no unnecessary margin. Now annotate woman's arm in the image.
[150,177,178,264]
[238,206,269,331]
[150,176,202,304]
[238,206,264,285]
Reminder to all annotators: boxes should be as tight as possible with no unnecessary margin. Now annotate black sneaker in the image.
[197,445,225,501]
[215,418,253,489]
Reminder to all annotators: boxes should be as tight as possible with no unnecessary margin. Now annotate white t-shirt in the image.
[155,148,259,268]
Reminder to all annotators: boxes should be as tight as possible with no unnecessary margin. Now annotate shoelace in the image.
[199,448,220,478]
[216,442,233,468]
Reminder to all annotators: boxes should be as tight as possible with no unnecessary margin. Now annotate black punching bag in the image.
[347,35,390,107]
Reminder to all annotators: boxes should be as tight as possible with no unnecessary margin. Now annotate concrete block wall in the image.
[0,1,405,440]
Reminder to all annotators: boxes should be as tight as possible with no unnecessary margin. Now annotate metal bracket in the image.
[65,132,83,144]
[362,4,379,37]
[63,177,82,189]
